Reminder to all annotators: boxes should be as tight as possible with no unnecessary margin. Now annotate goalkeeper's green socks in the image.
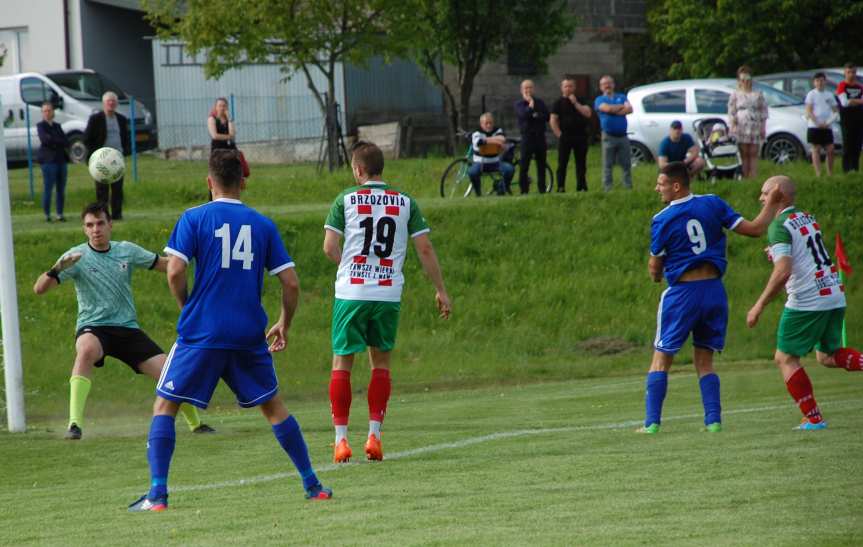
[68,375,92,427]
[179,404,202,432]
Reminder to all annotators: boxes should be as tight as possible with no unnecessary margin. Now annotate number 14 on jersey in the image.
[215,223,254,270]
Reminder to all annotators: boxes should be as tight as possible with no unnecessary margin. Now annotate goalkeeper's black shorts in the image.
[75,326,164,373]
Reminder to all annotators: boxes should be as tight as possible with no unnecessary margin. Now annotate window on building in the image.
[642,90,686,113]
[0,28,30,77]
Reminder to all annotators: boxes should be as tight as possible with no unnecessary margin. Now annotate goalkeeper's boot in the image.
[305,483,333,500]
[705,423,722,433]
[128,494,168,512]
[192,423,216,434]
[333,438,352,463]
[636,423,660,434]
[364,434,383,461]
[65,423,82,440]
[795,418,827,431]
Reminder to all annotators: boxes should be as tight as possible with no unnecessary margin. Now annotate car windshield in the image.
[46,72,127,101]
[753,83,802,107]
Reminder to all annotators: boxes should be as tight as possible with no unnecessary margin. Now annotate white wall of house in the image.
[0,0,72,75]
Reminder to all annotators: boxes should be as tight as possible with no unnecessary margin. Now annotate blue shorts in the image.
[654,278,728,354]
[156,342,278,409]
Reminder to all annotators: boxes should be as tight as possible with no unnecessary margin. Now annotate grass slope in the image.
[3,154,862,422]
[1,364,861,545]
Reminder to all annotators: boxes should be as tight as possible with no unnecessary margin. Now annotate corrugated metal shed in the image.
[343,56,443,129]
[152,39,345,149]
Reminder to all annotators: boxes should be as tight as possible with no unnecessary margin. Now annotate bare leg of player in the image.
[366,347,392,460]
[330,354,355,462]
[65,334,102,439]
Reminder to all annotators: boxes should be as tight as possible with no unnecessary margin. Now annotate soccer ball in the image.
[88,147,125,184]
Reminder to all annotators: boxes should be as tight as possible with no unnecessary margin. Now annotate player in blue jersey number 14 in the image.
[128,150,331,512]
[640,161,782,434]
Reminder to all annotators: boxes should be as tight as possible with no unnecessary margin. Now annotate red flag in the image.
[835,233,853,276]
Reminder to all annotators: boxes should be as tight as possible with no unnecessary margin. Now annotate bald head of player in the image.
[655,161,691,204]
[207,149,245,198]
[351,141,384,184]
[760,175,795,211]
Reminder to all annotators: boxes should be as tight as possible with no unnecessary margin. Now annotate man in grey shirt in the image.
[84,91,130,219]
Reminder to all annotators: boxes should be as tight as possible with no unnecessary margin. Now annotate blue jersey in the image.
[650,194,742,286]
[593,93,629,136]
[165,198,294,350]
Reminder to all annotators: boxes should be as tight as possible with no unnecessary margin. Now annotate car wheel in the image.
[630,142,653,167]
[764,133,803,164]
[68,133,88,164]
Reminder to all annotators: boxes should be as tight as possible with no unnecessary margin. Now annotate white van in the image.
[1,70,157,163]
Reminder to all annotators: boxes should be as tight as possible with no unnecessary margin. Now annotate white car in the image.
[624,79,841,165]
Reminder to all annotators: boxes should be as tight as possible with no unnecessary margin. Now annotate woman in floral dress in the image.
[728,65,768,178]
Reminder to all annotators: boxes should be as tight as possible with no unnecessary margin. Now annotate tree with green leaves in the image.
[143,0,403,169]
[400,0,577,135]
[649,0,863,78]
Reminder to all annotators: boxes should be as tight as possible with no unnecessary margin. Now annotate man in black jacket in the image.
[514,80,550,194]
[550,76,592,192]
[84,91,130,220]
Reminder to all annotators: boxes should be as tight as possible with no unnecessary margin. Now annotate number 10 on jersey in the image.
[215,223,254,270]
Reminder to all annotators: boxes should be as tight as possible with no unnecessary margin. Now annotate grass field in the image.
[2,363,861,545]
[2,152,862,544]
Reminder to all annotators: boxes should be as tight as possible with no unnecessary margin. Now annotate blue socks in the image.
[644,371,668,427]
[272,416,319,491]
[699,373,722,425]
[147,414,176,500]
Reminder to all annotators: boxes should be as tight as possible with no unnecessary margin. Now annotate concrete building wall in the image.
[443,0,646,134]
[0,0,69,75]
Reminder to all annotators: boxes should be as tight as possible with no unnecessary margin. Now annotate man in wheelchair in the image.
[469,112,515,196]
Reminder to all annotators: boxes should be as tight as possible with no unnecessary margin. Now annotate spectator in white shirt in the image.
[804,72,839,177]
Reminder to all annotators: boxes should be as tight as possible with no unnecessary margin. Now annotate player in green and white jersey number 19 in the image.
[747,176,862,431]
[33,202,213,440]
[323,141,451,463]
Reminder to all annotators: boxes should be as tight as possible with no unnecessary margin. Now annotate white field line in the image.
[172,397,861,493]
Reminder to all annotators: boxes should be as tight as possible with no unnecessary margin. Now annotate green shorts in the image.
[776,307,845,357]
[331,299,401,355]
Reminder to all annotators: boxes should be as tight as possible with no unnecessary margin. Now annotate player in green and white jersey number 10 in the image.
[323,141,451,464]
[32,202,213,440]
[747,176,863,431]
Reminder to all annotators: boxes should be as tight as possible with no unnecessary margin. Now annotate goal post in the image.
[0,97,27,432]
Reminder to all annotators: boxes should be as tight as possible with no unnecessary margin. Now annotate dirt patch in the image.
[576,337,640,356]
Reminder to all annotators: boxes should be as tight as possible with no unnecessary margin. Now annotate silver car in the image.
[625,79,842,165]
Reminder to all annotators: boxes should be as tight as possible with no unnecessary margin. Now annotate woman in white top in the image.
[728,65,768,179]
[804,72,839,177]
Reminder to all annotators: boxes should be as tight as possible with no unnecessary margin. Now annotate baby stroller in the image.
[693,118,743,181]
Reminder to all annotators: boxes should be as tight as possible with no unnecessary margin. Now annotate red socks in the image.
[785,368,823,423]
[368,368,392,423]
[834,347,863,371]
[329,370,352,426]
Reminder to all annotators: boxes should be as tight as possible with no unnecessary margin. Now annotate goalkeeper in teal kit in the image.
[128,150,331,512]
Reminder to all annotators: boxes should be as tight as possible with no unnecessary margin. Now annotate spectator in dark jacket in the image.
[550,76,592,192]
[84,91,130,220]
[514,80,550,194]
[37,102,70,222]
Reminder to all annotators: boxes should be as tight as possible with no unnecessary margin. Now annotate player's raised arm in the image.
[266,268,300,353]
[166,255,189,309]
[732,178,783,237]
[33,252,82,294]
[412,234,451,319]
[323,229,343,264]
